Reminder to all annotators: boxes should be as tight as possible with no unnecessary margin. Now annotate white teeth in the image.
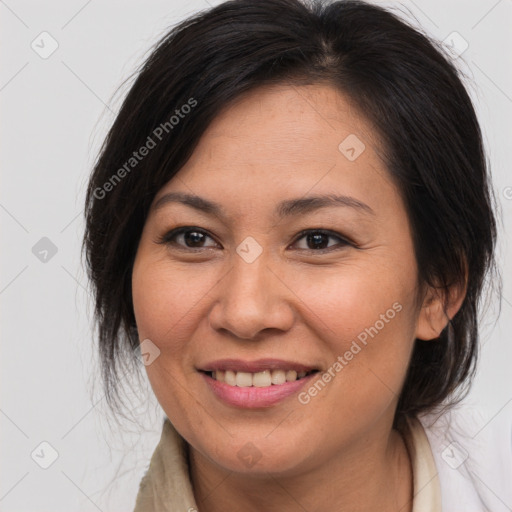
[224,370,236,386]
[271,370,286,385]
[286,370,297,382]
[235,372,253,387]
[211,369,313,387]
[253,370,272,387]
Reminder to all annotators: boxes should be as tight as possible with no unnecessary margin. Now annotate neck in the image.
[189,424,413,512]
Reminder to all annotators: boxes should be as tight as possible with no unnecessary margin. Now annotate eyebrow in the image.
[151,191,375,219]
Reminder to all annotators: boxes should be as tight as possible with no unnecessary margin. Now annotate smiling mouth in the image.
[201,369,320,387]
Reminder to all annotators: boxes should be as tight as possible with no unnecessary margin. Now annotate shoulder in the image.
[417,401,512,512]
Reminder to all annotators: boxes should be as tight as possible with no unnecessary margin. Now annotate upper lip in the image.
[198,358,319,373]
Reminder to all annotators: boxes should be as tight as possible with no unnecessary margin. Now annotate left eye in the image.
[291,230,351,251]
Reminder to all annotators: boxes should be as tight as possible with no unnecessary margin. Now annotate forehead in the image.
[152,83,400,221]
[189,83,380,168]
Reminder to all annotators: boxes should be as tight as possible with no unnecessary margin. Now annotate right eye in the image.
[155,227,220,250]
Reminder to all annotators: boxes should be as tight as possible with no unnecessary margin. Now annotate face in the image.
[132,84,426,476]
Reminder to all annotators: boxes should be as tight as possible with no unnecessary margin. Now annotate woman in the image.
[82,0,511,510]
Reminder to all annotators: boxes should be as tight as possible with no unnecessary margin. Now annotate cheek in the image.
[288,256,415,339]
[132,255,218,347]
[131,253,220,428]
[287,261,417,403]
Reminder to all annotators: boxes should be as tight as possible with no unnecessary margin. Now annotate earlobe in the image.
[415,293,447,341]
[415,279,466,341]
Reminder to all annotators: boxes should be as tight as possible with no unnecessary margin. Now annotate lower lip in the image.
[200,371,318,408]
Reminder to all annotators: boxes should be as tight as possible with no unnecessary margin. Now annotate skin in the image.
[131,84,465,511]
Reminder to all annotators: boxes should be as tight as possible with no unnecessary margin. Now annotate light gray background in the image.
[1,0,511,510]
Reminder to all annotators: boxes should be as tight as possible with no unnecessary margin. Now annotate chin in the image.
[191,426,315,476]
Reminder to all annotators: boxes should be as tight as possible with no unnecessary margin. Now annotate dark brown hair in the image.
[82,0,500,426]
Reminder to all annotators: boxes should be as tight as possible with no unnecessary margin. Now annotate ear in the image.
[415,274,467,341]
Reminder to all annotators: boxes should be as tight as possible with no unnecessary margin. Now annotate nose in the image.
[207,255,295,340]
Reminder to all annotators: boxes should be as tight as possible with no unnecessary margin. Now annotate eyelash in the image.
[155,226,354,253]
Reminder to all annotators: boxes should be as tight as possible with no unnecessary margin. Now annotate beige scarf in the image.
[133,416,441,511]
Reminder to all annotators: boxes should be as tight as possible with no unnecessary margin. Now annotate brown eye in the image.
[292,229,351,252]
[157,227,219,249]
